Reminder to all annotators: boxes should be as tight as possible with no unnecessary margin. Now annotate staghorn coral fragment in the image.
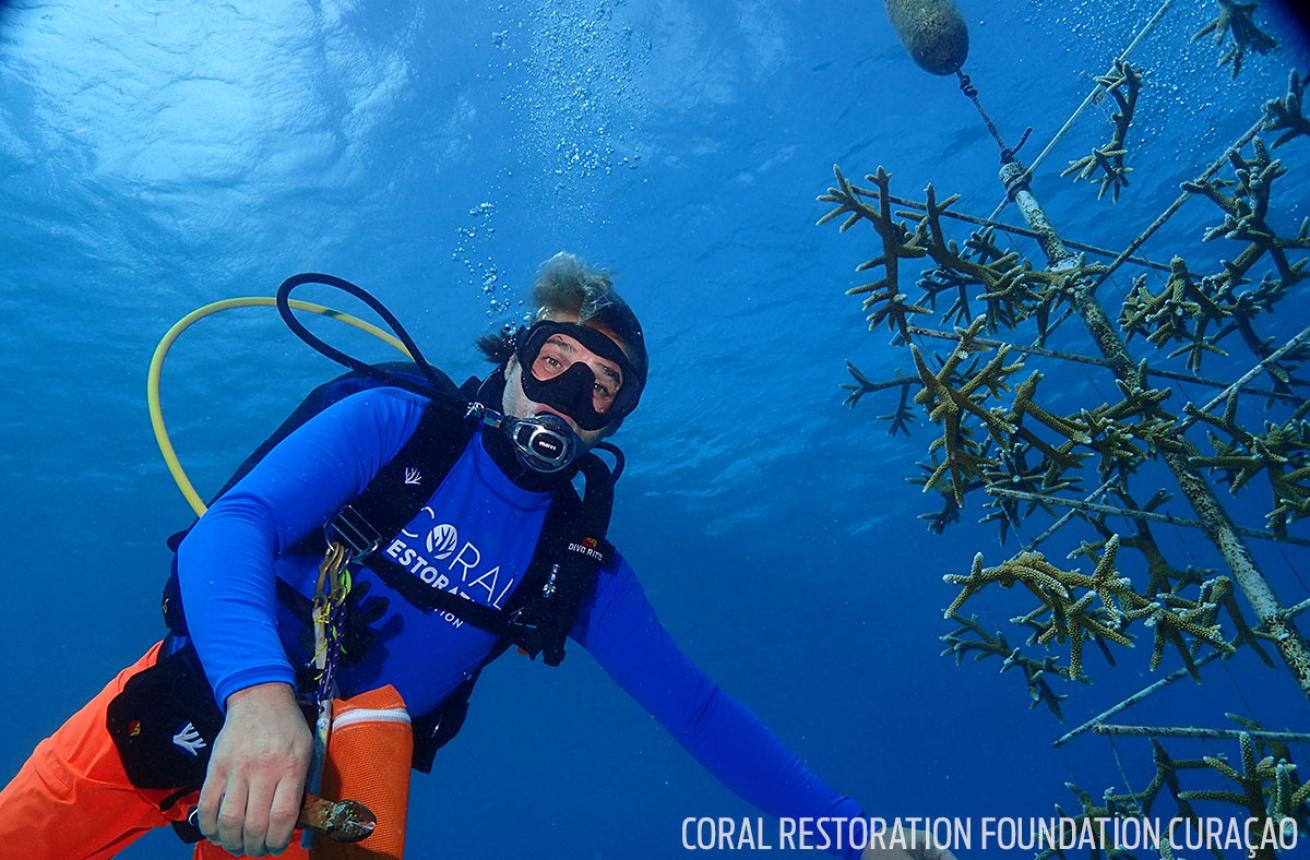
[912,469,975,536]
[1187,391,1310,536]
[1035,783,1144,860]
[1011,372,1092,444]
[1085,724,1310,847]
[1062,60,1141,202]
[1271,759,1310,829]
[1227,713,1310,831]
[1264,69,1310,149]
[939,613,1071,717]
[1077,488,1217,598]
[942,543,1136,681]
[1119,257,1230,372]
[916,226,1015,327]
[1209,274,1310,395]
[917,489,963,534]
[1172,137,1310,386]
[1136,739,1209,818]
[1177,732,1302,848]
[908,316,1025,505]
[1192,0,1277,79]
[944,534,1245,684]
[1062,145,1132,201]
[818,165,931,339]
[1079,408,1153,479]
[1075,364,1184,477]
[912,186,1098,334]
[878,383,916,435]
[1121,589,1234,679]
[840,362,918,422]
[824,165,1105,341]
[943,550,1069,618]
[978,440,1070,543]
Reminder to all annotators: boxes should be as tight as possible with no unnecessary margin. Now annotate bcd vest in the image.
[155,362,619,772]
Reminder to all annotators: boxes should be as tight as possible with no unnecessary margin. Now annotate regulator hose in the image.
[276,272,448,400]
[148,295,414,516]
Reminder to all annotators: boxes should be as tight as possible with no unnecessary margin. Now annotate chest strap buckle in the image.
[325,504,382,563]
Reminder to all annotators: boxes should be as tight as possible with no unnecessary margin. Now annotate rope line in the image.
[1087,115,1268,297]
[1278,547,1310,599]
[883,193,1172,271]
[956,70,1027,159]
[1107,734,1139,798]
[984,0,1179,222]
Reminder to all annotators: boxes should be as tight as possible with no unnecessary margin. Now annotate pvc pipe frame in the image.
[995,152,1310,700]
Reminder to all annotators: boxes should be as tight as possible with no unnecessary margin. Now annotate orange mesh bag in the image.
[314,685,413,860]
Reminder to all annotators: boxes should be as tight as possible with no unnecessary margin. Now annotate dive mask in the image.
[514,320,644,432]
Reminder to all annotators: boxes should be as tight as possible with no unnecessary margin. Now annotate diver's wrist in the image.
[225,680,297,712]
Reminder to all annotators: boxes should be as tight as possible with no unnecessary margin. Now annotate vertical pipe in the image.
[1000,163,1310,700]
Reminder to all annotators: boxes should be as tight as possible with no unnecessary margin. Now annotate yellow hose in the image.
[148,297,413,516]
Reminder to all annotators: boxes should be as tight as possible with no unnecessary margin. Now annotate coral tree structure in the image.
[820,19,1310,851]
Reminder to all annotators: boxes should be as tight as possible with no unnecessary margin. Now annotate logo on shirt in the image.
[173,722,207,757]
[404,466,422,486]
[425,524,459,559]
[387,505,518,629]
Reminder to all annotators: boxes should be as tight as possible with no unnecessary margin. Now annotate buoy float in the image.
[884,0,970,76]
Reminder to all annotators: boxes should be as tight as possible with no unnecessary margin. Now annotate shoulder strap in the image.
[161,368,474,637]
[315,398,477,555]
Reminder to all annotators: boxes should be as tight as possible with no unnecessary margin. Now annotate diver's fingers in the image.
[241,773,276,857]
[265,773,306,852]
[216,777,250,855]
[196,761,226,843]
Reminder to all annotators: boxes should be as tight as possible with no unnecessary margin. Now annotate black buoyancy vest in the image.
[160,361,619,771]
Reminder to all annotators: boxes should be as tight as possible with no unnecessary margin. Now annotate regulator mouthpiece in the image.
[468,403,578,473]
[508,413,578,473]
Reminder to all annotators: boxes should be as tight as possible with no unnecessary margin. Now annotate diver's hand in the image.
[198,682,313,857]
[861,829,959,860]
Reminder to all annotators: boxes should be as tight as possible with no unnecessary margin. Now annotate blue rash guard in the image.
[177,386,865,857]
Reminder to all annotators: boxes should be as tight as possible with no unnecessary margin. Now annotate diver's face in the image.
[502,312,629,448]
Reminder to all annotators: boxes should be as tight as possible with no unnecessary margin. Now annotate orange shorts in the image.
[0,642,308,860]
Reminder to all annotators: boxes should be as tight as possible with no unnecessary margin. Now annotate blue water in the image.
[2,1,1309,858]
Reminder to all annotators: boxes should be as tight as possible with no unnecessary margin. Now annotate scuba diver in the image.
[0,253,957,860]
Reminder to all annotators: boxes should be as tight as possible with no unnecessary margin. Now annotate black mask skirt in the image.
[513,321,643,431]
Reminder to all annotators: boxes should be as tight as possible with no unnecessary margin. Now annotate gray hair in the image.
[533,251,619,322]
[477,252,649,383]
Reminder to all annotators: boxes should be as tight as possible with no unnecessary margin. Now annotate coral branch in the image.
[818,165,930,339]
[1192,0,1277,79]
[939,614,1070,718]
[1062,60,1141,202]
[1264,70,1310,149]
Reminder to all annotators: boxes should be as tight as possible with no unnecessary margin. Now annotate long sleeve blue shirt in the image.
[177,386,864,856]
